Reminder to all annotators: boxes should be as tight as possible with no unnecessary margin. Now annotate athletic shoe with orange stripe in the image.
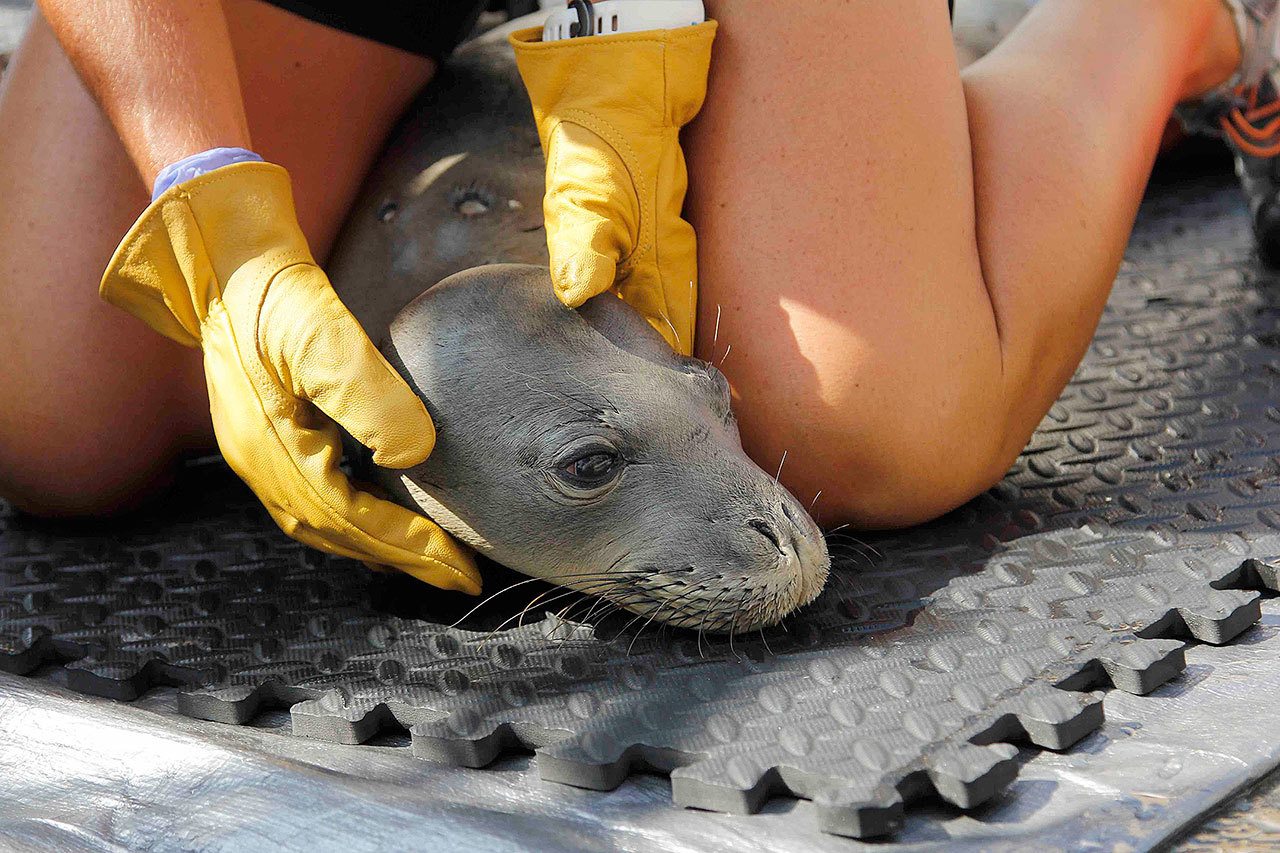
[1178,0,1280,265]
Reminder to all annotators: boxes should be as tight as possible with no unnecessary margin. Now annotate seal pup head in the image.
[372,263,830,632]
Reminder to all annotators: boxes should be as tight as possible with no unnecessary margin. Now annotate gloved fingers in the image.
[203,313,481,594]
[359,559,463,590]
[550,244,621,308]
[251,432,481,593]
[262,407,480,593]
[543,121,640,307]
[259,264,437,469]
[267,493,481,594]
[614,265,694,355]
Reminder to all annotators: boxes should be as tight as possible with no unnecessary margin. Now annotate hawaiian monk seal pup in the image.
[328,19,829,629]
[364,264,830,632]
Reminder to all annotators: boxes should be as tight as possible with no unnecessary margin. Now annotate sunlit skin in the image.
[0,0,1246,538]
[0,1,434,514]
[689,0,1241,528]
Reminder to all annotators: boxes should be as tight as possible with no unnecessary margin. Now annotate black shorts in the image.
[261,1,489,61]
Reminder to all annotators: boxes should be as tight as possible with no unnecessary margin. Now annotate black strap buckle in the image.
[568,0,595,38]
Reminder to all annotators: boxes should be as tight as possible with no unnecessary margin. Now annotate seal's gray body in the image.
[328,23,549,345]
[329,23,828,629]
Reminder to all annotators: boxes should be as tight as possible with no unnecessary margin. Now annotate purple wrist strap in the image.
[151,147,264,201]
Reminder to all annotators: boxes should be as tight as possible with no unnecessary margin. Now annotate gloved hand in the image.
[510,21,716,355]
[100,161,481,594]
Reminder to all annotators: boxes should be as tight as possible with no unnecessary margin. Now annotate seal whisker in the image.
[825,541,875,560]
[826,538,874,552]
[476,574,637,645]
[653,304,682,351]
[578,578,631,624]
[506,368,610,419]
[554,598,584,624]
[774,450,788,485]
[553,592,594,625]
[605,606,657,646]
[448,569,643,629]
[717,343,732,366]
[624,601,670,656]
[758,628,776,657]
[447,576,551,629]
[825,532,883,561]
[554,570,676,631]
[516,379,595,417]
[696,585,735,657]
[555,573,643,621]
[576,571,665,625]
[566,592,641,633]
[661,580,711,617]
[562,592,615,627]
[728,588,750,662]
[570,578,629,625]
[823,567,858,597]
[826,545,876,570]
[618,582,694,645]
[602,581,695,630]
[687,280,694,350]
[527,361,615,402]
[826,553,870,570]
[641,584,700,633]
[516,584,589,630]
[519,379,599,417]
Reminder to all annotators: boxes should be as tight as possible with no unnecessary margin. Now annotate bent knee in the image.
[764,406,1024,530]
[0,426,186,518]
[831,440,1018,529]
[0,332,209,518]
[0,402,194,514]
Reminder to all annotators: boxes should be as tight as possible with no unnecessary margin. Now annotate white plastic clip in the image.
[542,0,705,43]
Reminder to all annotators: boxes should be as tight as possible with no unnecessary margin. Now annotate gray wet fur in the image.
[325,22,829,629]
[368,264,829,631]
[327,21,550,344]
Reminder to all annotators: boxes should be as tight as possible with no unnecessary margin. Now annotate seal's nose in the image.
[773,494,831,598]
[779,497,807,533]
[746,517,786,555]
[747,509,808,565]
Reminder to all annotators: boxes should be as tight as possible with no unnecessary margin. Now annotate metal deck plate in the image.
[2,164,1279,840]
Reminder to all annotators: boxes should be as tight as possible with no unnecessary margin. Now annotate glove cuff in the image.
[100,162,314,346]
[509,20,717,131]
[151,147,265,201]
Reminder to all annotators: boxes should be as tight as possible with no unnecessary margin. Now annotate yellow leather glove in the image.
[510,21,716,355]
[100,162,480,594]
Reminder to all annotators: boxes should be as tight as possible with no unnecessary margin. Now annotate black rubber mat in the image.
[2,167,1278,839]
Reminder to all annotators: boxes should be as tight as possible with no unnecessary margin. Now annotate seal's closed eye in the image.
[366,264,829,632]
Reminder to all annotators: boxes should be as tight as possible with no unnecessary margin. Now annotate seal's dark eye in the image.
[561,451,622,487]
[547,440,626,502]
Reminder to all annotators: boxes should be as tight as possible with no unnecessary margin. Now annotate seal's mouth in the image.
[567,497,831,634]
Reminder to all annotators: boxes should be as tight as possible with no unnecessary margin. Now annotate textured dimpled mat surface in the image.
[3,167,1280,841]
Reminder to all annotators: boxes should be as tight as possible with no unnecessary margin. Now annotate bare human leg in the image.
[687,0,1242,528]
[0,1,435,515]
